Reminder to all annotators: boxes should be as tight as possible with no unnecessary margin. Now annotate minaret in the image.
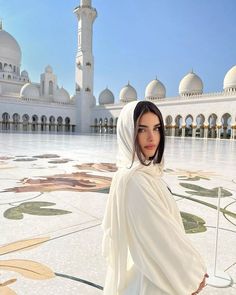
[74,0,97,133]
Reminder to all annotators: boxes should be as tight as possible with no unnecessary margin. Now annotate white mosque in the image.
[0,0,236,139]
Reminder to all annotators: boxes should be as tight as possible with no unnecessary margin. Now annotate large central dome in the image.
[0,28,22,64]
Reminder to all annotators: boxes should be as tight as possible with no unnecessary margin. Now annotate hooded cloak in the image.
[102,101,206,295]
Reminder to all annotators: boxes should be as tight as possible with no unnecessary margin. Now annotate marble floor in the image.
[0,133,235,295]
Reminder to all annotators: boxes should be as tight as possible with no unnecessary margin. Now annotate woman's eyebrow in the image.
[138,123,161,127]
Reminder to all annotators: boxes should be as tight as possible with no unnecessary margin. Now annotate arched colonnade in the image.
[1,112,75,133]
[92,113,236,139]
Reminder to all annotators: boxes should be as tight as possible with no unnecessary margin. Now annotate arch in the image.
[22,114,29,132]
[2,112,10,121]
[41,115,47,123]
[196,114,205,127]
[13,113,20,122]
[12,113,20,131]
[65,117,70,132]
[49,81,53,95]
[221,113,232,139]
[165,115,173,136]
[22,114,29,122]
[207,113,217,138]
[49,116,55,132]
[185,114,193,137]
[32,114,38,123]
[31,115,38,132]
[165,115,173,125]
[49,116,55,123]
[175,115,182,136]
[2,112,10,131]
[41,115,47,132]
[0,62,2,70]
[8,75,11,80]
[57,116,63,124]
[196,114,205,138]
[57,116,63,132]
[208,113,217,127]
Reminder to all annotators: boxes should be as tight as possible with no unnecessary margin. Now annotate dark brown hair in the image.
[132,101,165,166]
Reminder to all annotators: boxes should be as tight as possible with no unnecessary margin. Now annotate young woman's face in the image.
[137,112,161,159]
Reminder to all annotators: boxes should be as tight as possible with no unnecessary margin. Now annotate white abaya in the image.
[102,101,207,295]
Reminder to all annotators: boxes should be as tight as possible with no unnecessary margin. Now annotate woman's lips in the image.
[144,145,156,150]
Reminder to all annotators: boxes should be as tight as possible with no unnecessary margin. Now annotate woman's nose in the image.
[147,130,154,141]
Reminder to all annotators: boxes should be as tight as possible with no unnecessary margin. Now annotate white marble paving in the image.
[0,133,235,294]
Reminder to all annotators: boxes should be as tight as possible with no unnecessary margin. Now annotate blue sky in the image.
[1,0,236,102]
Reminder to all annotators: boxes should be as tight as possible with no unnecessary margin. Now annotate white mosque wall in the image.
[0,80,24,95]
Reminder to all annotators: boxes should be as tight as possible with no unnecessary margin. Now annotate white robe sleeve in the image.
[125,174,207,295]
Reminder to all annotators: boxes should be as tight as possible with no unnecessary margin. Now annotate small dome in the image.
[21,70,29,78]
[119,82,137,102]
[179,71,203,96]
[54,87,70,103]
[223,65,236,91]
[0,29,21,64]
[99,87,115,105]
[20,83,40,100]
[45,65,53,73]
[145,79,166,100]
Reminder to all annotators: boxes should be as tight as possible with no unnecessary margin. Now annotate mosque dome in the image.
[20,83,40,100]
[45,65,53,73]
[119,82,137,102]
[0,28,22,64]
[54,87,70,103]
[179,71,203,96]
[99,87,115,105]
[223,65,236,92]
[145,79,166,100]
[21,70,29,78]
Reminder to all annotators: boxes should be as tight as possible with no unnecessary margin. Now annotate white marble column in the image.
[181,125,186,137]
[203,125,209,138]
[171,125,175,137]
[192,125,197,138]
[231,125,235,139]
[216,125,221,139]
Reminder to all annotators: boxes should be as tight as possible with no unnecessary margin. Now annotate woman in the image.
[102,101,207,294]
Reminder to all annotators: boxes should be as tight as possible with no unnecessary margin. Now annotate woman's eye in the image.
[138,128,145,133]
[154,127,160,132]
